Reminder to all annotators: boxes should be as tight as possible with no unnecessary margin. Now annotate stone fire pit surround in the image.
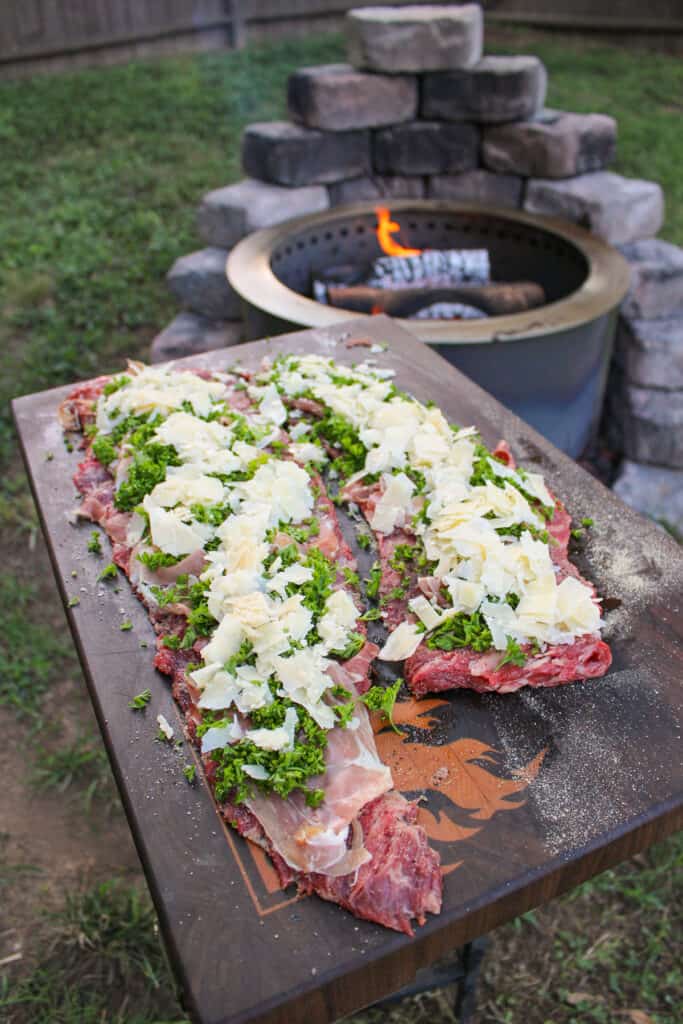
[155,4,683,530]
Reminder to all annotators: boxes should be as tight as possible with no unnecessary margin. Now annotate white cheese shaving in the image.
[378,621,424,661]
[369,472,415,534]
[156,714,174,741]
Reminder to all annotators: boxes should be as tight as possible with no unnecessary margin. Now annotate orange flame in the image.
[375,206,421,257]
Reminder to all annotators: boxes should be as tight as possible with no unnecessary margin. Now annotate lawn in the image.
[0,28,681,1024]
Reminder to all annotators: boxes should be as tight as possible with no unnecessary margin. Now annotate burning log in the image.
[326,282,545,318]
[367,249,490,289]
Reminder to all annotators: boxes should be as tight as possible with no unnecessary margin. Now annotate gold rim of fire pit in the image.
[227,200,631,345]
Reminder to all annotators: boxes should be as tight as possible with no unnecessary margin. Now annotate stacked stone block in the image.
[609,240,683,531]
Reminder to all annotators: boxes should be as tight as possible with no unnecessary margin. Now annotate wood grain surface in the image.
[13,316,683,1024]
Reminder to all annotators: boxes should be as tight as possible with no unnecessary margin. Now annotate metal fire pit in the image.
[227,200,630,455]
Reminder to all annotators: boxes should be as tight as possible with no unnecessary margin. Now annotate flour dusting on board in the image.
[483,668,681,856]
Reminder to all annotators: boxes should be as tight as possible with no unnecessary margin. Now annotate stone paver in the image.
[616,383,683,468]
[166,248,241,320]
[242,121,370,186]
[150,312,243,364]
[346,4,482,73]
[288,64,417,131]
[618,238,683,319]
[428,169,523,207]
[614,314,683,391]
[524,172,664,245]
[482,110,616,178]
[613,459,683,535]
[197,179,328,249]
[373,121,479,176]
[422,55,547,123]
[328,175,425,204]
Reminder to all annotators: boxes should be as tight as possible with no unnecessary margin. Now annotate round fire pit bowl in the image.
[227,200,630,456]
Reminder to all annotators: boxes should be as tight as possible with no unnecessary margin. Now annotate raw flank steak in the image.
[60,361,441,936]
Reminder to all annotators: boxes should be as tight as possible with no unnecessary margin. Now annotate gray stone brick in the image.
[328,175,425,205]
[346,4,482,73]
[197,178,329,249]
[618,238,683,319]
[482,110,616,178]
[242,121,370,187]
[616,382,683,468]
[524,173,664,246]
[288,64,417,131]
[428,170,523,208]
[373,121,479,177]
[613,459,683,535]
[421,56,547,124]
[615,314,683,390]
[150,313,243,364]
[166,248,241,320]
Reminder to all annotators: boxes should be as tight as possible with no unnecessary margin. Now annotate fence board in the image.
[1,0,681,77]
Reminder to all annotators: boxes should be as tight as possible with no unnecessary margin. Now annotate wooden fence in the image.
[1,1,682,78]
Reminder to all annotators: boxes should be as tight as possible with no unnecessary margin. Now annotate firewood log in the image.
[326,282,545,317]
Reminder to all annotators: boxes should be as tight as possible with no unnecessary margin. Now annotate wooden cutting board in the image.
[13,315,683,1024]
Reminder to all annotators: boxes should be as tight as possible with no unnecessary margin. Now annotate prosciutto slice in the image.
[244,679,391,878]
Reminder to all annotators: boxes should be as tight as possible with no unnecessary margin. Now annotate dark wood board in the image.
[13,315,683,1024]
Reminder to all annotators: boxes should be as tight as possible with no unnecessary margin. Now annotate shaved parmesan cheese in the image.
[408,595,445,631]
[370,472,415,534]
[201,615,244,665]
[156,714,174,741]
[378,621,424,661]
[147,507,210,556]
[200,717,243,753]
[245,707,298,752]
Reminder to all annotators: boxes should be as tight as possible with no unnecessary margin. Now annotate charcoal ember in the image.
[412,302,486,320]
[312,262,368,304]
[367,249,489,289]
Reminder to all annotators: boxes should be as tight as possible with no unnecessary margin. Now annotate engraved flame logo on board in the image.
[372,698,547,853]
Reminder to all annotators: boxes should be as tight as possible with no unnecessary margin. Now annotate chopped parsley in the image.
[120,620,133,631]
[496,637,527,669]
[342,568,360,589]
[137,550,183,570]
[359,607,382,622]
[91,434,117,466]
[87,531,102,554]
[103,375,131,397]
[183,764,197,783]
[426,611,493,653]
[365,561,382,599]
[129,689,152,710]
[114,442,181,511]
[311,408,367,481]
[357,531,372,550]
[67,596,80,607]
[330,631,365,661]
[361,679,403,733]
[98,563,118,581]
[208,696,328,808]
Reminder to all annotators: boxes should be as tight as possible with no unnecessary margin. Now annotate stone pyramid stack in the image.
[153,4,682,529]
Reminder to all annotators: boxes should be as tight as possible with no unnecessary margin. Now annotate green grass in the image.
[30,735,117,811]
[0,574,73,721]
[0,879,188,1024]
